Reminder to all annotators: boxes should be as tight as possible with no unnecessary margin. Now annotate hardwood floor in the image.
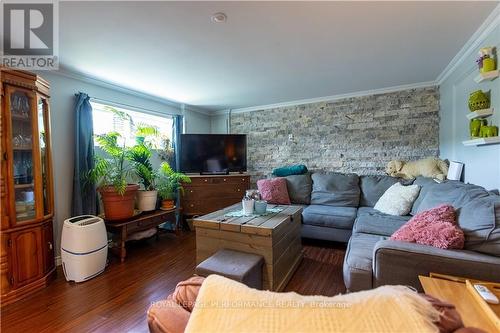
[1,232,346,333]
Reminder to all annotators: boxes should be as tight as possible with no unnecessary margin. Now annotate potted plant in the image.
[88,132,139,220]
[156,162,191,210]
[129,142,158,211]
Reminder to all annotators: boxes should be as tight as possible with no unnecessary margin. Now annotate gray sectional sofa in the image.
[282,172,500,291]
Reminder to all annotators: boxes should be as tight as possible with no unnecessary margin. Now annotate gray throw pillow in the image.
[285,174,312,205]
[359,175,400,207]
[458,194,500,257]
[311,172,360,207]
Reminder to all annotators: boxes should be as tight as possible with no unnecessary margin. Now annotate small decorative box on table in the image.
[193,203,303,291]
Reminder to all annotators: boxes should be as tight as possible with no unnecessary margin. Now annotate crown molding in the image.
[47,67,212,116]
[184,105,212,116]
[213,81,437,115]
[436,4,500,85]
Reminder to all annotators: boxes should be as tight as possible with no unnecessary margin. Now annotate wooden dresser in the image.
[1,68,56,306]
[181,174,250,217]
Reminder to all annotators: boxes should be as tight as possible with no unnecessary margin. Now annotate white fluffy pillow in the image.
[374,183,421,216]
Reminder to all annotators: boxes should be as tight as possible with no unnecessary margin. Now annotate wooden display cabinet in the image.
[0,68,55,306]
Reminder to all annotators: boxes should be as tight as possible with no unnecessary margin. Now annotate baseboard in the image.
[55,256,62,266]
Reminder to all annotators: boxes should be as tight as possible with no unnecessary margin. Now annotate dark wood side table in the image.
[104,209,178,262]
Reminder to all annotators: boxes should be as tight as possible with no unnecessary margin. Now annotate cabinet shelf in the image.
[11,114,31,120]
[474,70,499,83]
[462,137,500,146]
[13,146,33,151]
[14,183,34,189]
[466,108,494,120]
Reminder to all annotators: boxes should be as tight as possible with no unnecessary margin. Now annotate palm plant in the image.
[156,162,191,200]
[129,143,157,190]
[87,132,134,195]
[135,123,159,141]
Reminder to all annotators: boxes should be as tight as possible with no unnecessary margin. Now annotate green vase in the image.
[468,90,490,111]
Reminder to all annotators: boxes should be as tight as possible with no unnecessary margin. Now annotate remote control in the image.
[474,284,499,304]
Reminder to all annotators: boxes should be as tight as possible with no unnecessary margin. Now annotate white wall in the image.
[210,113,229,134]
[38,71,210,257]
[439,21,500,191]
[184,108,211,134]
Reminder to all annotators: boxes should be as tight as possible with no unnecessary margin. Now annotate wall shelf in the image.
[466,108,494,120]
[462,137,500,146]
[474,70,499,83]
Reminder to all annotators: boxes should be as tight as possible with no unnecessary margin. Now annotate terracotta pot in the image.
[99,184,140,220]
[161,199,175,210]
[137,190,158,211]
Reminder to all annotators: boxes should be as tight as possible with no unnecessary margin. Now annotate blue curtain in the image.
[71,93,97,216]
[172,114,184,171]
[172,114,184,229]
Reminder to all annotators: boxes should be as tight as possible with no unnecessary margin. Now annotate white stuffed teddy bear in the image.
[386,157,449,181]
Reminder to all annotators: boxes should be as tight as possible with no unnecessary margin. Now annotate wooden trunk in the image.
[194,204,303,291]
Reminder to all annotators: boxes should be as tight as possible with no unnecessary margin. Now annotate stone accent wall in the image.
[230,87,439,182]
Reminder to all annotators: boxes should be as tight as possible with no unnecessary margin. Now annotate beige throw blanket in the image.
[185,275,440,333]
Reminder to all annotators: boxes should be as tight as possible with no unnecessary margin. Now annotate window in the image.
[91,101,173,148]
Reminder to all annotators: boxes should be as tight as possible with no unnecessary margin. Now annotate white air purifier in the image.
[61,215,108,282]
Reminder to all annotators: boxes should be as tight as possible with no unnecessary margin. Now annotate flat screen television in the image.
[180,134,247,174]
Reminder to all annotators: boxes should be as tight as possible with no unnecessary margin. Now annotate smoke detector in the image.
[211,12,227,23]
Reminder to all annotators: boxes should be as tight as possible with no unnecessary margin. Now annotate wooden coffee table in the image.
[193,203,303,291]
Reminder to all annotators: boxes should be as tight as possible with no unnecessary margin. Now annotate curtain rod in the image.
[86,95,181,118]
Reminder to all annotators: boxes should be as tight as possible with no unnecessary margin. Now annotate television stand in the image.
[200,171,229,175]
[181,174,250,219]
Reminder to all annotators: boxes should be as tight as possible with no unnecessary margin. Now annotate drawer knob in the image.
[204,179,208,182]
[237,189,241,192]
[190,190,193,193]
[223,179,227,182]
[190,204,194,207]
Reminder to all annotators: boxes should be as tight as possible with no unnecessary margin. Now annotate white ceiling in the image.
[59,1,498,111]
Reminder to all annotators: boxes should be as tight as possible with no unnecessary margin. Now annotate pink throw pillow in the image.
[257,178,291,205]
[391,204,464,249]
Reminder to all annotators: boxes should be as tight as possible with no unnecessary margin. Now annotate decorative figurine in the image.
[476,47,497,73]
[468,90,490,111]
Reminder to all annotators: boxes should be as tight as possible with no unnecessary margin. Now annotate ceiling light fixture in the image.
[211,12,227,23]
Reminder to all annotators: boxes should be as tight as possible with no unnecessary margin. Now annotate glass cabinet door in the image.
[37,96,52,217]
[8,87,38,223]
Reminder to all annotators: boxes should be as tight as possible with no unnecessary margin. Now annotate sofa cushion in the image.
[391,205,464,250]
[343,233,385,291]
[272,164,308,177]
[458,194,500,257]
[302,205,357,230]
[354,207,411,236]
[256,178,291,205]
[359,175,400,207]
[412,180,490,215]
[453,183,492,208]
[284,173,312,205]
[311,172,360,207]
[374,183,421,216]
[410,177,440,215]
